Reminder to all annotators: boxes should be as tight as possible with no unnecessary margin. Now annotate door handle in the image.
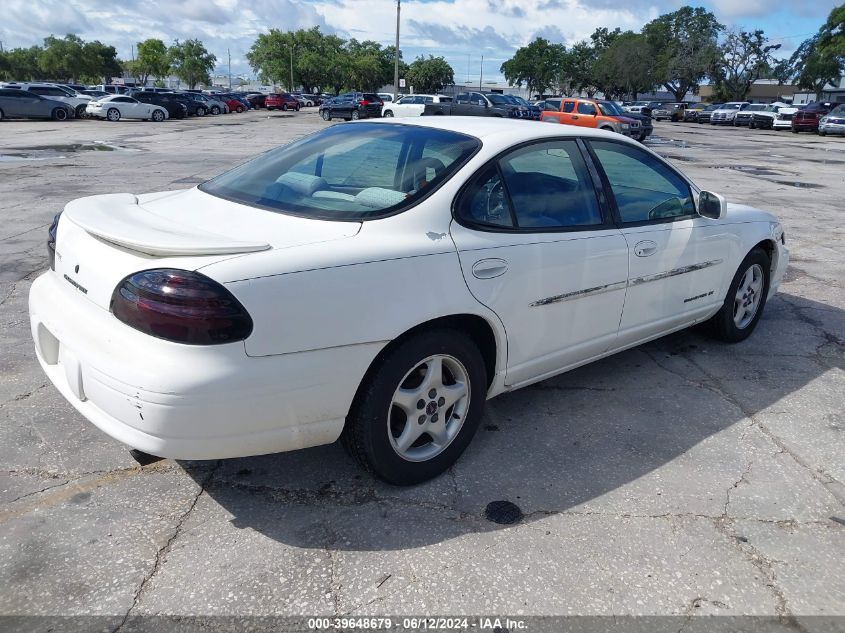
[634,240,658,257]
[572,115,579,120]
[472,258,508,279]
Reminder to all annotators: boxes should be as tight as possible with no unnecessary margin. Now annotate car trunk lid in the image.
[56,188,360,311]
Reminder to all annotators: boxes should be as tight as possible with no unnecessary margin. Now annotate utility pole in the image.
[228,48,232,90]
[466,54,470,84]
[479,55,483,91]
[289,45,294,91]
[393,0,401,101]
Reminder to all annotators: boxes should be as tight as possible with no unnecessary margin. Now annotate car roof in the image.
[357,116,638,144]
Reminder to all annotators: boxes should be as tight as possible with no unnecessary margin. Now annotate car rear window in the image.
[200,123,480,221]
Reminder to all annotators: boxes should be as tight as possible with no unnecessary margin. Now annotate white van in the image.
[382,94,452,117]
[0,82,92,118]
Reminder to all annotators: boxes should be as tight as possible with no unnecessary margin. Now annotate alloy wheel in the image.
[733,264,764,329]
[387,354,470,462]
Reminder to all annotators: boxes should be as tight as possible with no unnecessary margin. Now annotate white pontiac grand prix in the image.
[30,118,788,485]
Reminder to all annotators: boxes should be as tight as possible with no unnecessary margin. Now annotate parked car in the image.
[85,95,169,122]
[683,104,707,122]
[319,92,382,120]
[652,103,687,121]
[598,100,653,141]
[382,94,452,117]
[510,95,542,120]
[167,93,209,116]
[535,98,562,112]
[423,92,527,118]
[792,102,835,133]
[747,103,793,129]
[0,82,92,119]
[29,118,788,484]
[624,100,657,115]
[246,93,267,109]
[217,94,248,113]
[818,104,845,136]
[265,93,301,112]
[90,84,130,95]
[0,88,74,121]
[81,90,109,99]
[696,103,724,124]
[133,92,189,119]
[293,93,316,107]
[187,93,228,115]
[732,104,769,127]
[710,102,750,125]
[540,97,643,139]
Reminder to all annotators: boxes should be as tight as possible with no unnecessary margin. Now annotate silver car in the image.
[819,104,845,136]
[0,88,74,121]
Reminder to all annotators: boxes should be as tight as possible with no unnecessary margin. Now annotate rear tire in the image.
[211,106,220,115]
[282,104,288,111]
[236,105,244,113]
[351,110,360,120]
[196,106,206,117]
[705,248,770,343]
[342,329,487,485]
[383,110,394,117]
[107,108,120,122]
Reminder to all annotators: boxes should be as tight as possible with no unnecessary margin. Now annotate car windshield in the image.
[598,101,624,116]
[200,123,480,221]
[746,105,767,111]
[723,104,743,110]
[830,104,845,115]
[487,94,511,105]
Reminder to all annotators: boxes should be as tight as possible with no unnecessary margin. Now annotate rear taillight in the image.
[359,100,369,106]
[47,211,62,271]
[110,269,253,345]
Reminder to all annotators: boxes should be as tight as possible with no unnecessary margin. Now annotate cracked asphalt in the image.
[1,112,843,630]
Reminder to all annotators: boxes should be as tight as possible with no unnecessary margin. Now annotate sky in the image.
[0,0,840,84]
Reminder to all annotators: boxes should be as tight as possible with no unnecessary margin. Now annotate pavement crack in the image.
[112,460,220,633]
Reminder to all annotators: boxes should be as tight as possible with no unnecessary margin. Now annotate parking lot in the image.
[1,111,843,630]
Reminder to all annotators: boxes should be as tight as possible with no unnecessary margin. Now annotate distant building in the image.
[791,76,845,105]
[698,79,800,104]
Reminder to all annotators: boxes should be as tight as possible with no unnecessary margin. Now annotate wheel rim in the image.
[108,109,119,121]
[387,354,471,463]
[56,109,67,121]
[352,111,359,120]
[733,263,764,329]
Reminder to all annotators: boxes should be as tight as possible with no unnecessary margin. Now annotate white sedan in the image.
[382,94,452,117]
[86,95,168,122]
[29,118,788,484]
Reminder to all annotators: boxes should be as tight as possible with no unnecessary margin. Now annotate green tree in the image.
[79,40,121,83]
[38,34,86,81]
[785,35,841,99]
[128,38,169,85]
[406,55,454,93]
[568,41,599,96]
[595,32,655,100]
[168,39,216,89]
[643,6,724,102]
[500,37,568,97]
[818,5,845,61]
[712,30,781,101]
[0,46,45,81]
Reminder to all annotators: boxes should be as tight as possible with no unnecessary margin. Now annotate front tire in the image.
[75,104,87,119]
[351,110,360,120]
[321,110,331,121]
[151,109,165,122]
[343,329,487,485]
[383,110,394,117]
[196,106,206,117]
[705,248,770,343]
[236,105,245,113]
[53,108,69,121]
[211,106,220,115]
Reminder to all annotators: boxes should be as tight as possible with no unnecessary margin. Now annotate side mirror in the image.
[698,191,727,220]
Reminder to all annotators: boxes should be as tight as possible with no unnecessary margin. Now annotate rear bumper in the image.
[28,272,378,460]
